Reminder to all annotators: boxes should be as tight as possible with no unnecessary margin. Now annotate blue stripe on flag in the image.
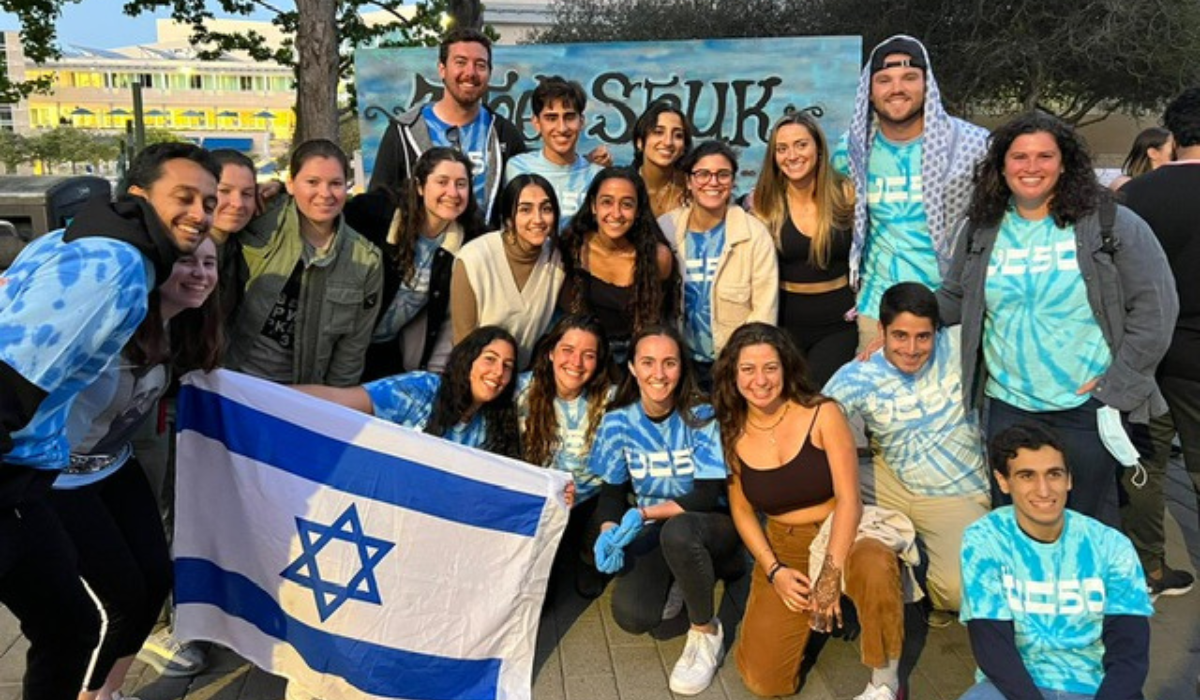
[176,558,501,700]
[177,384,543,537]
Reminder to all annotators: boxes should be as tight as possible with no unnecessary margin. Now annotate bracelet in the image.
[766,561,787,584]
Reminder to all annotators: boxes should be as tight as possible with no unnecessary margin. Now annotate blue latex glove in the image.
[594,527,624,574]
[611,508,644,547]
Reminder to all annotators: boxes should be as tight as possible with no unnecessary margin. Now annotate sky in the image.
[0,0,278,49]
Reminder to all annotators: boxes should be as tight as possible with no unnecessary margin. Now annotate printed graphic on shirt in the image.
[683,222,727,363]
[588,403,725,507]
[0,230,150,468]
[372,232,444,342]
[960,508,1152,695]
[834,134,936,316]
[504,152,602,229]
[516,373,606,501]
[424,105,493,213]
[823,327,987,496]
[260,261,303,350]
[363,371,488,448]
[983,212,1111,411]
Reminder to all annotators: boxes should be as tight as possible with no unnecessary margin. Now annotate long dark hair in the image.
[522,314,611,467]
[632,99,694,172]
[390,148,478,286]
[967,111,1108,228]
[427,325,521,458]
[559,167,679,334]
[711,322,825,474]
[610,324,708,427]
[127,239,225,372]
[498,173,561,234]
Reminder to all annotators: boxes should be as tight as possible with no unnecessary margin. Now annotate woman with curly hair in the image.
[749,111,857,386]
[587,325,743,696]
[558,167,678,367]
[632,100,693,217]
[344,147,482,379]
[711,322,904,700]
[517,314,613,596]
[298,325,522,458]
[937,110,1177,520]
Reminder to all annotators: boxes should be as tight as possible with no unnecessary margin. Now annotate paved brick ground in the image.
[2,457,1196,700]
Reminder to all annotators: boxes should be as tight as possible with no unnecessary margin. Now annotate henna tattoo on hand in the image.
[812,553,841,611]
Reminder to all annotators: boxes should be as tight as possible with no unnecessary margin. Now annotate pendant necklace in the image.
[746,403,790,445]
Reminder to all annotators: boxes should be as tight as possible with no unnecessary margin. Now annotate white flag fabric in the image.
[173,369,569,700]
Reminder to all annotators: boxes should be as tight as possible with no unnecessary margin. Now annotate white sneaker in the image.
[661,581,685,620]
[668,619,724,695]
[852,682,898,700]
[137,628,208,678]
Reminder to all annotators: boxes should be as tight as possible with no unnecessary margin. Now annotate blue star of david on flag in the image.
[280,503,395,622]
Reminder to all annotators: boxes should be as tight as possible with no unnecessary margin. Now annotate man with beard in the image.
[0,143,218,699]
[832,35,989,351]
[368,28,527,225]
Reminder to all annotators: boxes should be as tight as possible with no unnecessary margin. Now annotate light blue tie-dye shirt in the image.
[683,222,727,363]
[503,151,602,230]
[371,231,445,343]
[515,372,606,502]
[834,133,935,317]
[363,371,488,449]
[960,507,1153,695]
[823,327,987,496]
[588,402,726,507]
[424,104,493,212]
[0,230,152,469]
[983,211,1111,411]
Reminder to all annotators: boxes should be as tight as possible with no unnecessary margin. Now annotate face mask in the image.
[1097,405,1139,467]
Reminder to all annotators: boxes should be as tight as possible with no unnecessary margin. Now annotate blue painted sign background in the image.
[356,36,862,191]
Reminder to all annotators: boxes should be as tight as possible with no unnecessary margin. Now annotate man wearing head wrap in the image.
[832,35,989,351]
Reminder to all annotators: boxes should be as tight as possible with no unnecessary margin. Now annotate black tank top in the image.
[738,405,835,515]
[778,208,851,284]
[585,271,635,340]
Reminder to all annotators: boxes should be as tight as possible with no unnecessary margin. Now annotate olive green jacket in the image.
[227,198,383,386]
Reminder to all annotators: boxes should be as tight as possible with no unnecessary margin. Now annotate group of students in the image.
[0,24,1189,700]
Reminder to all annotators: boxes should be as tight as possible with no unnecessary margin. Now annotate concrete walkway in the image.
[2,457,1196,700]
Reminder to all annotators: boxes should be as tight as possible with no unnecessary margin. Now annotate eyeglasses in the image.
[445,126,462,152]
[690,169,734,184]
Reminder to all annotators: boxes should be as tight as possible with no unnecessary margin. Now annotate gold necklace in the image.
[746,403,790,444]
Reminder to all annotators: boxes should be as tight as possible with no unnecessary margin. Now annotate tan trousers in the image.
[873,455,990,611]
[856,314,881,354]
[734,519,904,697]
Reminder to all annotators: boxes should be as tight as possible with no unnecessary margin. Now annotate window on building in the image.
[0,106,14,132]
[140,73,155,89]
[190,74,203,90]
[240,75,253,91]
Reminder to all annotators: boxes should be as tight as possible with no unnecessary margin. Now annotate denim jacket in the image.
[936,204,1178,423]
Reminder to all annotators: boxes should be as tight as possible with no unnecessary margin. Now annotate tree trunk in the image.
[448,0,484,29]
[294,0,340,143]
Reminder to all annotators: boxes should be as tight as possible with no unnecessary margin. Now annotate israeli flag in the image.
[173,370,569,700]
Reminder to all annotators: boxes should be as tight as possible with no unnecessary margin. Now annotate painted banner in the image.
[173,369,570,700]
[356,36,862,190]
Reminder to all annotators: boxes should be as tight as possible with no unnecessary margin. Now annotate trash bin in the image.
[0,175,112,240]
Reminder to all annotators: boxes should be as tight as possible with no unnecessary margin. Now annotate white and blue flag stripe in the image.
[174,370,569,700]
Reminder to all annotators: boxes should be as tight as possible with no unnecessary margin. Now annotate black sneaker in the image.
[1147,565,1194,600]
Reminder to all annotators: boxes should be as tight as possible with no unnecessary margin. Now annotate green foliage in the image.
[531,0,815,44]
[0,130,28,171]
[21,127,124,171]
[0,0,77,101]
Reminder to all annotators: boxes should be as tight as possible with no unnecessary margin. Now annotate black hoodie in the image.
[63,194,179,286]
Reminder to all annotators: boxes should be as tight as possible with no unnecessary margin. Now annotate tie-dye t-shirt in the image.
[372,231,445,343]
[503,151,602,229]
[960,507,1153,695]
[588,402,726,507]
[683,222,727,363]
[515,372,606,502]
[823,327,987,496]
[424,105,493,214]
[983,211,1111,411]
[834,133,935,317]
[0,230,152,469]
[364,371,488,449]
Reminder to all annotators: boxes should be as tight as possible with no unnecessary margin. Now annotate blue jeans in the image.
[959,680,1092,699]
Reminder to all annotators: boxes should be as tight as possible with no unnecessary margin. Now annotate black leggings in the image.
[49,460,172,691]
[0,465,101,700]
[610,511,744,632]
[778,287,857,387]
